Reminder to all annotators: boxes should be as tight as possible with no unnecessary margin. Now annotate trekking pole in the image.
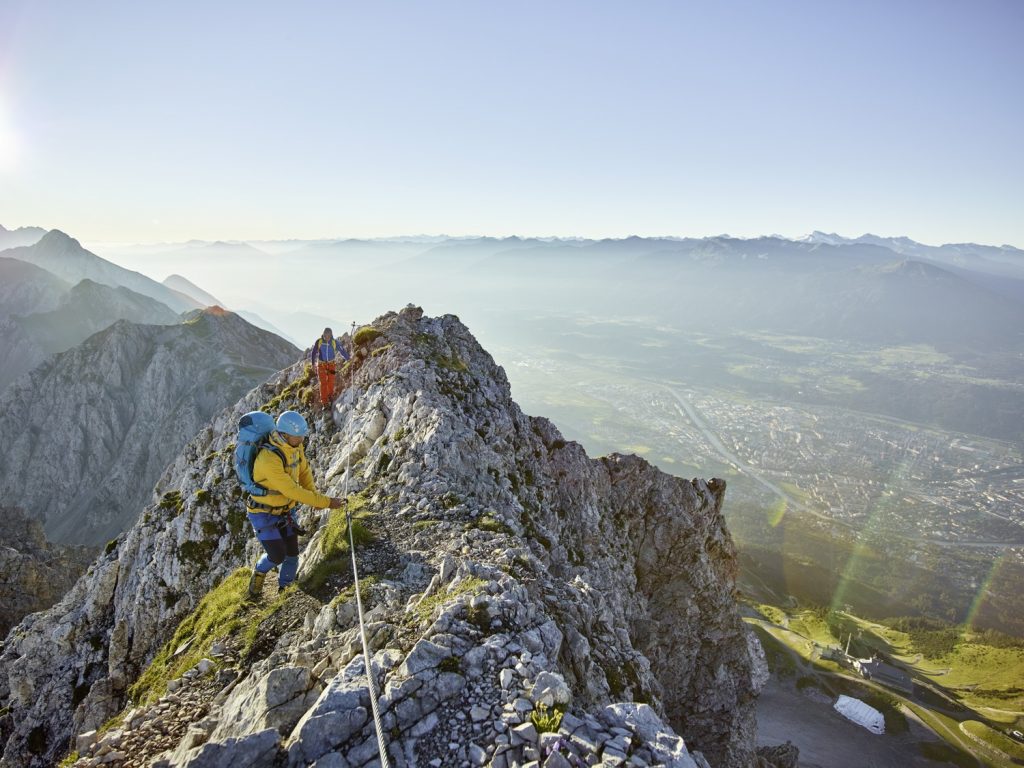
[347,320,356,389]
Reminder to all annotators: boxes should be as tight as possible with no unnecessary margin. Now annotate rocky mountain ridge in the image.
[21,279,181,353]
[0,258,69,318]
[0,307,777,768]
[0,226,46,252]
[0,308,300,547]
[0,266,184,392]
[2,231,197,314]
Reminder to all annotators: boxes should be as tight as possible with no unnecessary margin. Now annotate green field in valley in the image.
[746,598,1024,768]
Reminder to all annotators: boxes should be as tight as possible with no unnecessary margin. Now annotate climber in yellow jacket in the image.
[246,410,343,597]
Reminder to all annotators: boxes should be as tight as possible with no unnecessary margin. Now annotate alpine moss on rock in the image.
[0,306,776,768]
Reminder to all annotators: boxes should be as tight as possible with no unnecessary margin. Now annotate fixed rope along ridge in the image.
[344,449,391,768]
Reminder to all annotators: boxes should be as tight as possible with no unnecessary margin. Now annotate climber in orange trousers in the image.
[310,327,349,409]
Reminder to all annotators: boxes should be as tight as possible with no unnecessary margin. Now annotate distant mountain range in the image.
[162,273,225,308]
[4,230,198,314]
[88,231,1024,351]
[0,255,184,391]
[0,223,46,251]
[161,273,298,343]
[0,257,69,317]
[0,225,307,551]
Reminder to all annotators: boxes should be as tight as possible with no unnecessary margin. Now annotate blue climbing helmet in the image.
[276,410,309,438]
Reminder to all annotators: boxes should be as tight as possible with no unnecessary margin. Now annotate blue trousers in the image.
[255,533,300,587]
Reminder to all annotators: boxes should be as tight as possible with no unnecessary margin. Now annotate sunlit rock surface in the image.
[0,307,771,768]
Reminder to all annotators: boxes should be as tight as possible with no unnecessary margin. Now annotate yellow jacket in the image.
[246,432,331,513]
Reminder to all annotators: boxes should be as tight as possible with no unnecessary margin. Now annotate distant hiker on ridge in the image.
[246,410,343,598]
[311,327,349,409]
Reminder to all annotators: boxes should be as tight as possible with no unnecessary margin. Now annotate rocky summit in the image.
[0,306,777,768]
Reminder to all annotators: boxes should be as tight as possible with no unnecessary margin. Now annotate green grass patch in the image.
[301,496,374,591]
[464,513,513,536]
[755,603,787,626]
[432,353,469,373]
[413,519,440,530]
[158,491,184,516]
[787,611,839,646]
[370,344,392,358]
[530,703,564,733]
[262,364,315,413]
[931,643,1024,711]
[438,656,461,674]
[129,569,291,704]
[413,576,488,624]
[917,741,976,768]
[353,327,382,346]
[329,574,379,608]
[97,710,128,737]
[962,721,1024,763]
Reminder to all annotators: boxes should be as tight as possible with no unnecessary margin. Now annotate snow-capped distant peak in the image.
[798,231,849,245]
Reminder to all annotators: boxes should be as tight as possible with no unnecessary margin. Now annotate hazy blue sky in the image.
[1,1,1021,245]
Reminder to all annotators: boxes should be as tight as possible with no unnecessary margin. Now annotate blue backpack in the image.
[234,411,285,497]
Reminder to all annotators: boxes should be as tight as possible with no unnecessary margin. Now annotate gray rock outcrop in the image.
[0,279,184,390]
[0,252,188,391]
[0,307,770,767]
[18,279,181,353]
[0,507,94,638]
[0,308,299,546]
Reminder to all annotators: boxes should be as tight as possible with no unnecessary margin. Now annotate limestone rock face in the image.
[0,309,299,545]
[0,307,769,768]
[0,507,94,637]
[19,279,182,352]
[0,258,69,392]
[0,278,184,391]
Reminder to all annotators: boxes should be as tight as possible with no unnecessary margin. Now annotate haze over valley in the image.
[87,230,1024,636]
[1,223,1019,766]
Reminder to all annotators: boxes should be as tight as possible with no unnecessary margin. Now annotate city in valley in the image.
[493,319,1024,629]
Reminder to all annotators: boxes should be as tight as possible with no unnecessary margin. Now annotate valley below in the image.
[490,311,1024,766]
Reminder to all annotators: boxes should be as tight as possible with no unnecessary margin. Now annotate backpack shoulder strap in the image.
[261,439,288,469]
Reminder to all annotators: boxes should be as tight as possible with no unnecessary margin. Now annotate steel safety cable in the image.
[343,447,391,768]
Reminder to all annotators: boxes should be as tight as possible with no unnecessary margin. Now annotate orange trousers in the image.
[316,363,337,407]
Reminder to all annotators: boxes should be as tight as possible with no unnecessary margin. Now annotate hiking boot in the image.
[247,569,266,598]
